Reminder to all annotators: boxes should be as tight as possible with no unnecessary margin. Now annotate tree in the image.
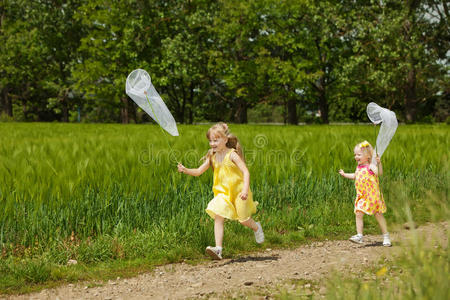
[0,0,48,121]
[73,0,151,123]
[209,0,269,123]
[34,0,85,122]
[257,0,321,124]
[153,0,216,124]
[300,1,356,124]
[340,0,449,122]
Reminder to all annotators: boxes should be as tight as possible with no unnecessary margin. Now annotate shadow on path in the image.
[219,255,280,266]
[364,241,384,247]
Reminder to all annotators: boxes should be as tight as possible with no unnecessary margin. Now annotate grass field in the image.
[0,123,448,292]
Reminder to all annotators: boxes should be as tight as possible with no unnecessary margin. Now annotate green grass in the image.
[324,236,449,300]
[0,123,448,293]
[269,227,449,300]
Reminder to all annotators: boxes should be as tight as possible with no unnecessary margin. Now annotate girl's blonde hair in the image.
[355,140,374,162]
[203,122,244,166]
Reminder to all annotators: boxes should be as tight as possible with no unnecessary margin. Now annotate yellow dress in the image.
[205,149,258,222]
[354,164,386,215]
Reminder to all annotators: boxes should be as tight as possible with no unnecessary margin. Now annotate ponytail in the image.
[226,134,244,161]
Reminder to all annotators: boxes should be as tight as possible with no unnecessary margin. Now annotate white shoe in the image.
[254,222,264,244]
[205,246,222,260]
[383,233,392,247]
[349,234,363,244]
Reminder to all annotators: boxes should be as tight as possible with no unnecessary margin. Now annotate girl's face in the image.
[354,147,369,165]
[209,133,228,153]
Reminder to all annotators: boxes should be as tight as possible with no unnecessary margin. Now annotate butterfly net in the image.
[126,69,179,136]
[367,102,398,164]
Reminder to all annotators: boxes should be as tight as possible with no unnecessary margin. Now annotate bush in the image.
[0,113,14,122]
[420,115,435,124]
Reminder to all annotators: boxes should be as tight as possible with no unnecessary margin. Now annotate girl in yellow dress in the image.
[177,123,264,260]
[339,141,391,246]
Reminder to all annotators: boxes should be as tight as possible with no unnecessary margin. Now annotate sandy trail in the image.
[3,222,447,300]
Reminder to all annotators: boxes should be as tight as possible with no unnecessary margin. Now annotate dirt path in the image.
[3,222,447,300]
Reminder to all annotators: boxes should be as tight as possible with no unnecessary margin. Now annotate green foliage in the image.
[0,113,14,122]
[1,0,447,123]
[248,103,284,123]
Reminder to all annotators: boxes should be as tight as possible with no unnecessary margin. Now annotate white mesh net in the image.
[126,69,179,136]
[367,102,398,164]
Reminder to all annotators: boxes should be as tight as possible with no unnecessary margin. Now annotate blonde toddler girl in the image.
[339,141,391,246]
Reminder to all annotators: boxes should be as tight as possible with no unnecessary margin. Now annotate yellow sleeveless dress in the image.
[205,149,258,222]
[354,164,386,215]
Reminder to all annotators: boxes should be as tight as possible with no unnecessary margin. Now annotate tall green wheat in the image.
[0,123,447,261]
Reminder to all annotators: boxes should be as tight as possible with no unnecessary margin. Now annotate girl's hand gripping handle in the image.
[239,190,248,200]
[177,163,186,173]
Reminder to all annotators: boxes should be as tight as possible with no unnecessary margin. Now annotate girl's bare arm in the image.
[178,160,210,176]
[339,169,356,180]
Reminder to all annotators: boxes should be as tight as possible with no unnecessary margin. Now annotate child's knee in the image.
[215,215,225,223]
[238,218,250,225]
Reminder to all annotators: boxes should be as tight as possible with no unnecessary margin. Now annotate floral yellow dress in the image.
[354,164,386,215]
[205,149,258,222]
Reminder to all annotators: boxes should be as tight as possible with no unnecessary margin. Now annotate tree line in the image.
[0,0,448,124]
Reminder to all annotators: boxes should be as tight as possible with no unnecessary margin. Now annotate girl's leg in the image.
[355,211,364,235]
[214,215,225,247]
[374,213,388,234]
[240,217,258,232]
[241,217,264,244]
